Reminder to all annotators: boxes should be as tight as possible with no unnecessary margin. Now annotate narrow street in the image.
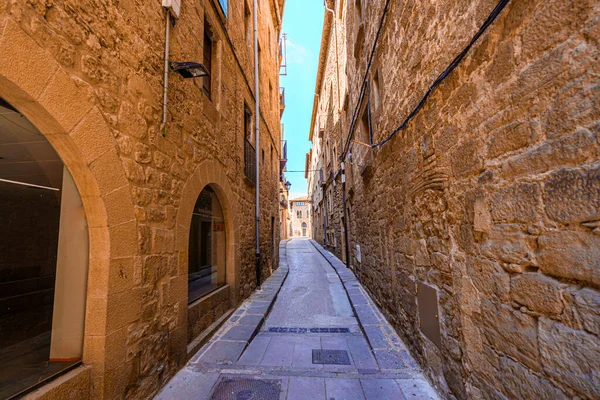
[157,238,439,400]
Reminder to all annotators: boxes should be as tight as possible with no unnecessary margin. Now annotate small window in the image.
[244,104,252,142]
[297,210,302,218]
[372,69,381,109]
[355,0,362,21]
[356,106,370,144]
[203,23,213,99]
[244,1,251,43]
[262,149,265,165]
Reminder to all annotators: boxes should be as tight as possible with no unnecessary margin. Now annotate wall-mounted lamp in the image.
[284,181,292,191]
[169,61,209,78]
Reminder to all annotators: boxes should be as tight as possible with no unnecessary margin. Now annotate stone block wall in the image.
[0,0,284,398]
[309,0,600,398]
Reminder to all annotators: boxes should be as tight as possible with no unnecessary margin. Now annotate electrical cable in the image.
[367,0,511,150]
[342,0,392,159]
[372,0,511,148]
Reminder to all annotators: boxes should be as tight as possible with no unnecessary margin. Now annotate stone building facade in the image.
[290,196,311,237]
[308,0,600,399]
[0,0,284,398]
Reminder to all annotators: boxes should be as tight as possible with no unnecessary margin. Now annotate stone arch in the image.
[0,18,137,381]
[175,159,240,308]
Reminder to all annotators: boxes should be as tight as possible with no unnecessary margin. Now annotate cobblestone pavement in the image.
[156,238,440,400]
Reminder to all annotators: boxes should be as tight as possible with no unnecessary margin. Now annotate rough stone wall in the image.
[310,0,600,398]
[0,0,283,398]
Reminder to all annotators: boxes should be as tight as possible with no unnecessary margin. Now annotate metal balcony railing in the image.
[280,140,288,176]
[244,139,256,184]
[279,87,286,116]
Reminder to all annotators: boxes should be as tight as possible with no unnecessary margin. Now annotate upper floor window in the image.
[244,1,252,43]
[355,0,363,21]
[296,202,305,206]
[218,0,228,16]
[297,211,302,218]
[244,104,252,141]
[203,24,213,99]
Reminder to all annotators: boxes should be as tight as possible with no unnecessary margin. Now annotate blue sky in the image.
[280,1,324,198]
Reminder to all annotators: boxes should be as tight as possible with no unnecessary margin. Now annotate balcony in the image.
[280,140,288,178]
[280,195,288,208]
[279,87,286,116]
[244,139,256,185]
[319,169,326,187]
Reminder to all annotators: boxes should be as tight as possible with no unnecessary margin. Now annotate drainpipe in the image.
[325,1,348,263]
[254,0,261,288]
[161,11,171,134]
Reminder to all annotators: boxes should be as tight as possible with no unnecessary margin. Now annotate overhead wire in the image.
[341,0,392,159]
[341,0,512,156]
[372,0,511,148]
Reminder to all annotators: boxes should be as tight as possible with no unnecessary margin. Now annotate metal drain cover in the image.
[312,349,351,365]
[268,327,350,334]
[210,378,281,400]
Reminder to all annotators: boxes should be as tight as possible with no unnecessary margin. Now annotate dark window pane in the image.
[188,186,226,303]
[203,31,212,98]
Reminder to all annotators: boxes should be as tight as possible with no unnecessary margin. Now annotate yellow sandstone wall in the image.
[310,0,600,398]
[0,0,284,398]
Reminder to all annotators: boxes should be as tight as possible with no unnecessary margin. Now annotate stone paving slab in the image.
[156,239,440,400]
[309,240,436,390]
[361,378,408,400]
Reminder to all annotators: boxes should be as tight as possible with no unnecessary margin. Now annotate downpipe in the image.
[161,11,171,134]
[253,0,261,289]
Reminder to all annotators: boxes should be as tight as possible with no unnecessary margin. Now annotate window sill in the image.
[188,283,229,306]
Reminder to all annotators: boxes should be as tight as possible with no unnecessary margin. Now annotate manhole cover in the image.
[312,349,351,365]
[267,327,350,334]
[210,378,281,400]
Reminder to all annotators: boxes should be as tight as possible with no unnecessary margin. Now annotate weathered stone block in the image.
[510,273,564,315]
[490,182,542,224]
[466,257,510,301]
[473,196,491,233]
[499,356,567,400]
[501,128,596,180]
[574,288,600,335]
[481,300,540,371]
[544,165,600,224]
[487,121,532,159]
[537,230,600,285]
[451,139,483,178]
[539,318,600,397]
[482,227,536,268]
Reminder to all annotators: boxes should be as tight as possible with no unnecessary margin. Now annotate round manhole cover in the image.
[211,378,281,400]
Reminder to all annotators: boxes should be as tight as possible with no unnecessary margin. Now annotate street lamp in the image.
[169,61,209,78]
[284,180,292,192]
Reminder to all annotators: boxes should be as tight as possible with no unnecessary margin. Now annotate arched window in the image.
[0,97,88,398]
[301,222,308,228]
[188,185,226,303]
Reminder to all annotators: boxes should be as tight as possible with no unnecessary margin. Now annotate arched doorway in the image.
[0,97,89,398]
[188,185,227,303]
[302,222,308,237]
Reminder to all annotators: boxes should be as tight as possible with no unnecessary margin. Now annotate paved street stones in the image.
[156,239,439,399]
